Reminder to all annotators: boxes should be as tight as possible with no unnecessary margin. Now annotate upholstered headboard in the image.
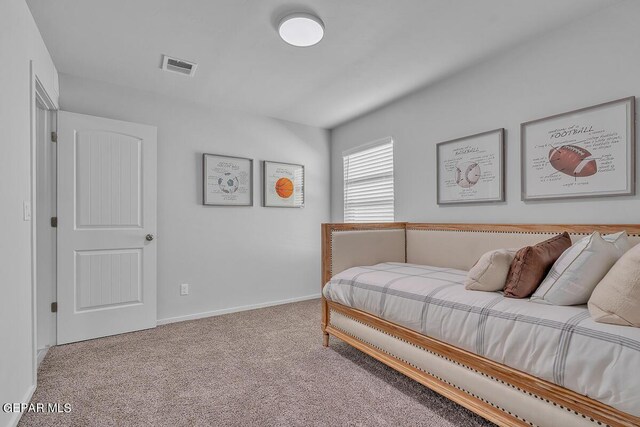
[321,223,407,285]
[406,224,640,270]
[321,223,640,283]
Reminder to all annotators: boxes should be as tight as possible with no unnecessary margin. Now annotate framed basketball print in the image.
[203,153,253,206]
[262,161,304,208]
[436,129,505,205]
[521,97,635,201]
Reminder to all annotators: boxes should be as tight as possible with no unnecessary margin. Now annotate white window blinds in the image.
[343,139,394,223]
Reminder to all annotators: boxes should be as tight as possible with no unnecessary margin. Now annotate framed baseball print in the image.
[436,129,505,204]
[262,161,304,208]
[521,97,635,201]
[203,153,253,206]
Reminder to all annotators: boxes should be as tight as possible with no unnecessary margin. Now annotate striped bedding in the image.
[323,262,640,416]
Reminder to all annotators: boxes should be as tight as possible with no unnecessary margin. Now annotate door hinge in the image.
[51,131,57,143]
[50,217,58,227]
[51,302,57,313]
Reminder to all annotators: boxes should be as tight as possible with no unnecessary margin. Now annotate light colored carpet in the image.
[20,299,494,426]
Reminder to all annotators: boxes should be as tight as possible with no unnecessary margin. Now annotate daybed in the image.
[321,223,640,427]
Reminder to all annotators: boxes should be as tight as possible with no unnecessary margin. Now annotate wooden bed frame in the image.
[321,222,640,427]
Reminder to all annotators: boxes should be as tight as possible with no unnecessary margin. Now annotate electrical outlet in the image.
[180,283,189,296]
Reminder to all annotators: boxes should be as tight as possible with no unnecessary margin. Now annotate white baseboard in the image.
[7,384,36,427]
[36,347,49,366]
[156,293,321,326]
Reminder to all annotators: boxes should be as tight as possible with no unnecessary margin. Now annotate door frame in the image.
[30,61,58,387]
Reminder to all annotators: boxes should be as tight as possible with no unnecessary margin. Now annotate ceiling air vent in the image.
[161,55,198,77]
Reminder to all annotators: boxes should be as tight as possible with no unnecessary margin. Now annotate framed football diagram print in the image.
[436,129,505,205]
[521,97,635,201]
[203,153,253,206]
[262,161,304,208]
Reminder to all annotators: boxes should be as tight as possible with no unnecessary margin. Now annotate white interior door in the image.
[57,111,157,344]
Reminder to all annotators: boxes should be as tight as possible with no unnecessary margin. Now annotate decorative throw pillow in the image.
[465,249,517,292]
[503,232,572,299]
[589,242,640,327]
[531,231,632,305]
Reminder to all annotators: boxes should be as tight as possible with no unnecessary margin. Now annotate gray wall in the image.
[0,0,59,425]
[60,74,330,323]
[331,1,640,224]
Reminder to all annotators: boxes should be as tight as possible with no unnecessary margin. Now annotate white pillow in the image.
[589,242,640,327]
[465,249,517,292]
[530,231,631,305]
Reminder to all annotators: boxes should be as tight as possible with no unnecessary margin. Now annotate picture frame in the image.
[436,128,505,205]
[202,153,253,206]
[262,161,305,208]
[521,97,635,201]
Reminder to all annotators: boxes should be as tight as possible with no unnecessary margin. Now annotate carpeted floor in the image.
[20,299,495,426]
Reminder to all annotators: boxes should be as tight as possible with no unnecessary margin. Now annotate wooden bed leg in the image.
[323,331,330,347]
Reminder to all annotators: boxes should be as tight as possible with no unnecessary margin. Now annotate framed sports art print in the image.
[436,128,505,205]
[521,97,635,201]
[262,161,304,208]
[203,153,253,206]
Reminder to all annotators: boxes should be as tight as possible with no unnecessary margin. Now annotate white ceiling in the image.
[27,0,619,128]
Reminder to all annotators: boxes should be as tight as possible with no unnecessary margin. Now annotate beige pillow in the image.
[588,242,640,327]
[465,249,517,292]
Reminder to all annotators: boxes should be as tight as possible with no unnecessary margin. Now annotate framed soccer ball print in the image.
[436,129,505,205]
[203,153,253,206]
[262,161,304,208]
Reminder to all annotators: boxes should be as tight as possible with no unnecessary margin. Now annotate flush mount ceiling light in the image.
[278,13,324,47]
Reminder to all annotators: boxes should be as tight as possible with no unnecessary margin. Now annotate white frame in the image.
[29,61,59,391]
[521,97,636,201]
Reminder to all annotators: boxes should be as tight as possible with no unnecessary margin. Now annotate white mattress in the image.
[323,262,640,417]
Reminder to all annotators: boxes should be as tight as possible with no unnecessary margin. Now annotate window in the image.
[343,138,394,222]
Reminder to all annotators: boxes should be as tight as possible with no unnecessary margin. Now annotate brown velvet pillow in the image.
[503,232,572,298]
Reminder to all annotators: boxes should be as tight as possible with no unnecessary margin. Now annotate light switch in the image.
[23,201,32,221]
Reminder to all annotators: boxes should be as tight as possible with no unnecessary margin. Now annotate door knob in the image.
[146,234,155,241]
